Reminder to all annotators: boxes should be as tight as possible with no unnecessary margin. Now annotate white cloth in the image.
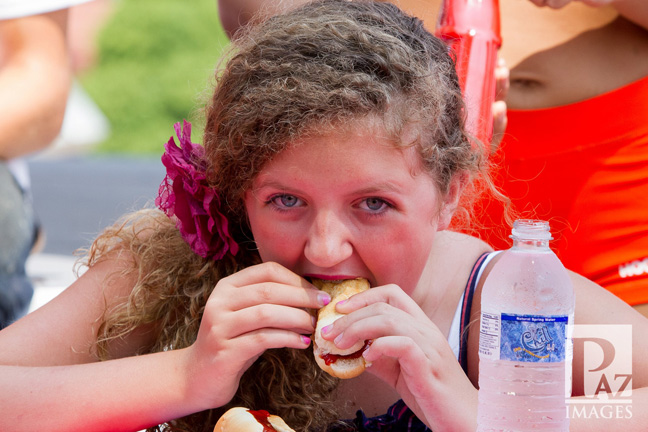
[0,0,92,20]
[6,159,30,192]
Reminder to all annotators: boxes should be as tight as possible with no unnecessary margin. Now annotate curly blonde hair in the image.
[88,0,503,430]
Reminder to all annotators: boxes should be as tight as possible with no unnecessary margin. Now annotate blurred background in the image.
[27,0,232,309]
[69,0,230,154]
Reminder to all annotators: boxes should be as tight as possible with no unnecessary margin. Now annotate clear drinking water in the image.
[477,220,575,431]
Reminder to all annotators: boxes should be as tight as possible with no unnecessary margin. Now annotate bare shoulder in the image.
[430,231,493,286]
[429,231,493,295]
[411,231,492,345]
[432,231,494,263]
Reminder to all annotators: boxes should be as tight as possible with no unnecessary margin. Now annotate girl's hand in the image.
[324,285,478,432]
[183,262,330,411]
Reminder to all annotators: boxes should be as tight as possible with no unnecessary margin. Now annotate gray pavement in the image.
[29,155,165,255]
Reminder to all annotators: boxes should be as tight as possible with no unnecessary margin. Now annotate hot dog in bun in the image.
[214,407,296,432]
[312,278,371,379]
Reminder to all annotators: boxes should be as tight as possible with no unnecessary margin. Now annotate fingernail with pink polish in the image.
[321,324,332,335]
[318,293,331,306]
[301,335,311,345]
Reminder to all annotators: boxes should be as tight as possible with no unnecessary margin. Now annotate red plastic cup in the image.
[435,0,502,149]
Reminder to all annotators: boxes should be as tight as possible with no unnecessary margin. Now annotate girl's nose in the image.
[303,210,353,268]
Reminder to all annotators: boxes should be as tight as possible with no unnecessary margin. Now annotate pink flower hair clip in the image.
[156,120,239,260]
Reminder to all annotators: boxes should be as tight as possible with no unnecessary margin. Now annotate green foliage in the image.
[81,0,231,154]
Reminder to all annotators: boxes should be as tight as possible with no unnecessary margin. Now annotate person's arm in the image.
[568,270,648,431]
[0,255,201,431]
[0,251,325,430]
[0,350,197,432]
[528,0,648,30]
[217,0,303,37]
[0,9,72,160]
[218,0,268,37]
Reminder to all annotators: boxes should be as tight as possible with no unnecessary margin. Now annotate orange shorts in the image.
[473,75,648,305]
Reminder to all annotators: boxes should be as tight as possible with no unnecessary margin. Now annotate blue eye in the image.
[361,197,390,212]
[269,194,303,209]
[366,198,385,211]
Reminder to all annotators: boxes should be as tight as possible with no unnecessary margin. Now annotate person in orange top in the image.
[480,73,648,307]
[218,0,648,313]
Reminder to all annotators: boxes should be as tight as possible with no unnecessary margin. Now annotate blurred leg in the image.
[0,162,35,329]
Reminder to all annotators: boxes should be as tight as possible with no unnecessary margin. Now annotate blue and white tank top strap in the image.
[448,251,502,372]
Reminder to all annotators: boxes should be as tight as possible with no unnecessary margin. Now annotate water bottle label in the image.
[480,312,569,362]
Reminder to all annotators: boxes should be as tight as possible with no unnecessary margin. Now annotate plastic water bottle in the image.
[477,220,575,431]
[435,0,501,148]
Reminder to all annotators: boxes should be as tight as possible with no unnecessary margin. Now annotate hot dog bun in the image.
[312,278,371,379]
[214,407,296,432]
